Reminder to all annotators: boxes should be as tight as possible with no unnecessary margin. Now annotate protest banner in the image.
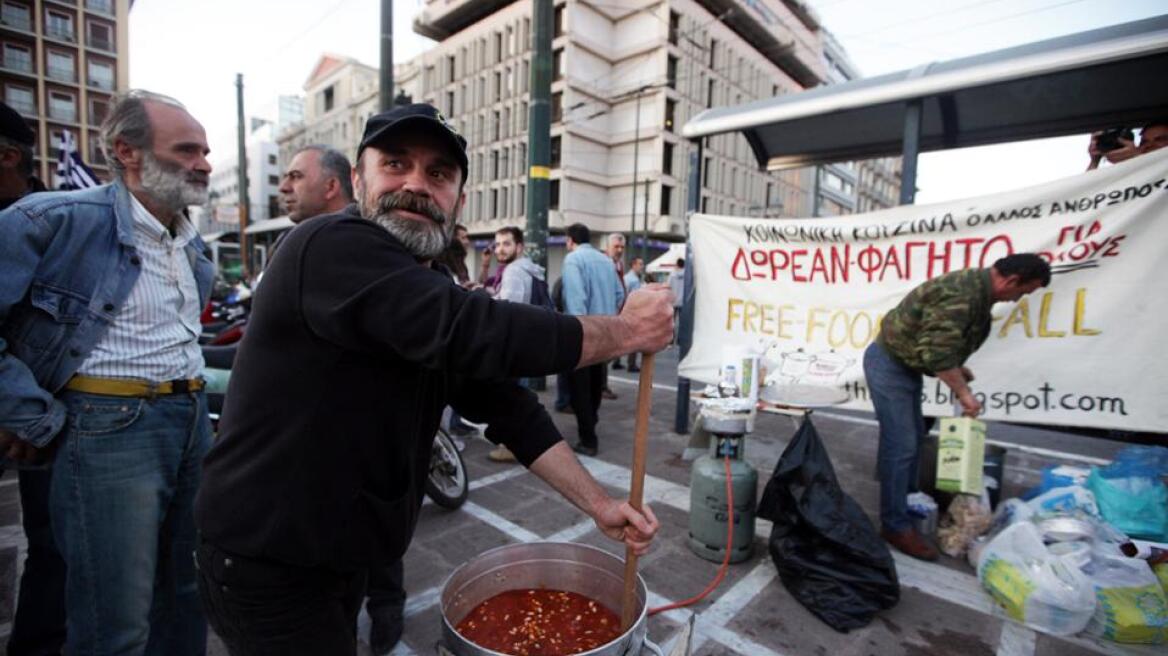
[679,148,1168,431]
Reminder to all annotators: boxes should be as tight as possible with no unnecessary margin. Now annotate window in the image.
[87,58,114,90]
[268,154,277,165]
[549,179,560,210]
[668,11,679,45]
[554,4,564,38]
[267,174,279,185]
[2,43,32,73]
[708,39,717,68]
[501,148,509,178]
[518,182,525,209]
[47,50,74,82]
[667,55,678,89]
[521,60,529,92]
[447,54,456,83]
[85,0,113,14]
[664,99,676,132]
[86,19,113,51]
[706,79,715,108]
[48,90,76,122]
[45,10,73,41]
[493,71,501,100]
[490,189,498,218]
[445,90,454,115]
[662,142,673,175]
[660,185,672,216]
[88,95,108,123]
[493,31,502,63]
[550,135,561,168]
[5,84,34,115]
[502,107,510,138]
[268,195,280,219]
[322,85,335,112]
[88,131,106,165]
[518,143,527,174]
[500,185,508,217]
[701,196,709,213]
[491,149,499,179]
[550,91,562,123]
[553,48,563,81]
[2,2,31,31]
[522,17,530,51]
[520,101,528,130]
[702,156,712,186]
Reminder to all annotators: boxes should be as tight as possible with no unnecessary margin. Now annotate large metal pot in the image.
[440,542,658,656]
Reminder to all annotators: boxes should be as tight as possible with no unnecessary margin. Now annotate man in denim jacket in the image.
[561,223,625,456]
[0,89,214,655]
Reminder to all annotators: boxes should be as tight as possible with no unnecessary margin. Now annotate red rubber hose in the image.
[648,455,734,616]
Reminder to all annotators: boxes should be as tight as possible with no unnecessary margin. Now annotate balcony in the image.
[85,0,114,15]
[0,14,33,33]
[86,36,114,52]
[87,74,114,91]
[46,65,76,84]
[7,99,35,116]
[48,106,78,123]
[1,56,34,76]
[45,27,76,44]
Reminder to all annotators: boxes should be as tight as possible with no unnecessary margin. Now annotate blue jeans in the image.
[50,390,211,656]
[864,342,925,533]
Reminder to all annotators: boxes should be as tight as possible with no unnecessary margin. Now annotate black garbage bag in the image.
[757,416,900,632]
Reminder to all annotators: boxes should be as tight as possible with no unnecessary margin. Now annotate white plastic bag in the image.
[1082,553,1168,644]
[1026,485,1099,517]
[977,522,1096,636]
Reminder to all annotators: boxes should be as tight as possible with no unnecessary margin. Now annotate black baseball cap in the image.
[0,101,35,146]
[357,103,468,181]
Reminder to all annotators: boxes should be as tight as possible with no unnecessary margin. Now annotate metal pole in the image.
[899,99,922,205]
[525,0,552,269]
[629,90,641,261]
[641,177,649,265]
[235,73,251,280]
[526,0,553,390]
[379,0,394,111]
[674,139,702,434]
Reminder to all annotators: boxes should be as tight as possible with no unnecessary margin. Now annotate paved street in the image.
[0,349,1157,655]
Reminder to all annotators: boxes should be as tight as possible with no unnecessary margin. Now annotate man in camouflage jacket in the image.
[864,253,1050,560]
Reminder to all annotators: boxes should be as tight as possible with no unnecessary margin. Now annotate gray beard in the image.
[140,153,208,215]
[373,213,451,260]
[361,189,455,260]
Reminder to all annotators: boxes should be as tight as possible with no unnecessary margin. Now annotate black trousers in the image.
[569,364,606,447]
[365,559,406,616]
[196,541,366,655]
[8,468,67,656]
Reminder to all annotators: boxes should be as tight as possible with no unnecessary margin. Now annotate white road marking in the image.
[996,622,1037,656]
[459,501,541,543]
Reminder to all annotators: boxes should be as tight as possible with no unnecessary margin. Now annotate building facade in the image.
[277,1,901,278]
[200,121,282,235]
[0,0,128,184]
[407,0,835,255]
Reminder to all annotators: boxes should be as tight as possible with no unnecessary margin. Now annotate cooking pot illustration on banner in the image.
[762,346,855,385]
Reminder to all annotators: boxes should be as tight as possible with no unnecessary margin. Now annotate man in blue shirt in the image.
[623,256,645,372]
[561,223,624,456]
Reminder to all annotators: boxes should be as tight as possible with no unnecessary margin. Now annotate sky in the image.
[129,0,1165,206]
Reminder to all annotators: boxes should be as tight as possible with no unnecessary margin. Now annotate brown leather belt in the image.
[64,375,205,398]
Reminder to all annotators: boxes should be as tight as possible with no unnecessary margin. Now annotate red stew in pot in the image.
[455,588,622,655]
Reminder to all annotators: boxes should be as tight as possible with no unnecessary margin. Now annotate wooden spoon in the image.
[620,352,656,631]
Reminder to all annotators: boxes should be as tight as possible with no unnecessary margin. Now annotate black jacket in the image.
[195,209,582,572]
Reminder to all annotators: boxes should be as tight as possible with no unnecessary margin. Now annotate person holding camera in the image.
[1087,121,1168,170]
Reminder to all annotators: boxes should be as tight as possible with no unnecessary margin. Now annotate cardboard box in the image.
[936,417,986,494]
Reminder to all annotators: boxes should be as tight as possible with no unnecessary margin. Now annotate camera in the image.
[1096,127,1135,153]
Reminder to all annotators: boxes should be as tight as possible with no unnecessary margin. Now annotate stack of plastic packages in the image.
[970,446,1168,644]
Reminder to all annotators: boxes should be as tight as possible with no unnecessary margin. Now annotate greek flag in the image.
[56,132,100,190]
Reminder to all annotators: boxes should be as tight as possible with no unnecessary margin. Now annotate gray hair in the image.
[295,144,353,202]
[100,89,186,178]
[607,232,627,247]
[0,135,34,177]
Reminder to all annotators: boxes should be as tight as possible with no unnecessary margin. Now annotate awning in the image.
[681,15,1168,170]
[244,217,294,235]
[646,243,687,274]
[201,231,228,243]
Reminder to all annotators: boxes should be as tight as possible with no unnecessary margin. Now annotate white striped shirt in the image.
[77,195,204,381]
